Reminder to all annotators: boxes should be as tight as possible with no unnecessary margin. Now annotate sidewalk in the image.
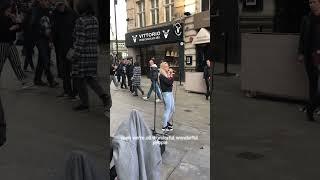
[213,62,320,180]
[0,49,107,179]
[110,77,210,179]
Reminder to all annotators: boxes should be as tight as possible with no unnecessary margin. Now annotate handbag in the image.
[66,48,75,61]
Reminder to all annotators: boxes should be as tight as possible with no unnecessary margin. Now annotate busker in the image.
[31,0,58,87]
[71,2,111,112]
[132,61,144,96]
[203,59,211,100]
[159,62,175,132]
[298,0,320,121]
[143,58,162,102]
[52,1,78,98]
[0,1,33,89]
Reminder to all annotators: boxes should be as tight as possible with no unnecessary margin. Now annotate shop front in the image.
[125,23,184,81]
[193,10,210,72]
[184,11,210,94]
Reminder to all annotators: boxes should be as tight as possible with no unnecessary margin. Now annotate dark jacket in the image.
[203,65,211,79]
[52,8,78,53]
[110,65,116,75]
[30,6,51,41]
[0,97,6,147]
[126,63,134,77]
[299,14,314,67]
[149,65,159,81]
[159,74,173,92]
[0,15,17,43]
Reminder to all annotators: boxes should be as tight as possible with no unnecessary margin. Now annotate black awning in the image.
[125,23,183,47]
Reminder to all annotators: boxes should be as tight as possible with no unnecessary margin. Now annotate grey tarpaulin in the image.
[65,150,104,180]
[112,110,162,180]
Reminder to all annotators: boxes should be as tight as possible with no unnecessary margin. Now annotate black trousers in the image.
[116,74,121,83]
[133,85,144,95]
[62,59,73,96]
[23,40,35,70]
[54,43,63,78]
[127,75,133,92]
[34,39,54,84]
[306,65,320,112]
[76,76,106,107]
[121,74,127,88]
[205,78,211,98]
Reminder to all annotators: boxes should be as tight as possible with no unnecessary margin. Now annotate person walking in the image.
[132,61,144,96]
[126,59,134,92]
[71,2,111,112]
[298,0,320,121]
[0,1,32,89]
[31,0,58,87]
[110,63,119,90]
[21,0,35,72]
[115,60,122,84]
[159,62,174,131]
[143,59,162,102]
[203,59,211,100]
[120,60,127,89]
[52,1,78,98]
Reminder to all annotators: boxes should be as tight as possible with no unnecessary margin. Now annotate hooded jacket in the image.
[112,110,162,180]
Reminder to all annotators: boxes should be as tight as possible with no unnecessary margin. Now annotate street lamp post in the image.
[114,0,119,62]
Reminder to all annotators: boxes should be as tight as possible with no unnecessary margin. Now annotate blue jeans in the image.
[147,80,162,99]
[162,92,175,127]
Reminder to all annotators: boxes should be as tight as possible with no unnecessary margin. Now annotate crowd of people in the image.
[0,0,111,116]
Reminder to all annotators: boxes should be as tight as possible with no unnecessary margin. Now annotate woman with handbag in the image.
[70,2,111,112]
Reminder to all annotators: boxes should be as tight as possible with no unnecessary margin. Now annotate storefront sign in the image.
[125,23,183,47]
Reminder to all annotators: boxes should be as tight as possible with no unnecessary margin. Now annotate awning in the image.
[192,28,210,45]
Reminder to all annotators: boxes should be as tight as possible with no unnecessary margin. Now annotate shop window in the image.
[137,0,145,27]
[151,0,159,25]
[201,0,210,12]
[164,0,174,22]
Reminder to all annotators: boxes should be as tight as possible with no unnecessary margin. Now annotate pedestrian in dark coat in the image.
[21,1,35,72]
[115,60,123,83]
[203,59,212,100]
[71,2,111,112]
[126,59,134,92]
[132,61,144,96]
[298,0,320,121]
[31,0,59,87]
[52,2,78,98]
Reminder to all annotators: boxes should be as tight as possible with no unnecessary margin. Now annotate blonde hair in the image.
[160,62,169,77]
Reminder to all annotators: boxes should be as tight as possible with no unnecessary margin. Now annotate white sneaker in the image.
[156,99,161,103]
[142,97,149,101]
